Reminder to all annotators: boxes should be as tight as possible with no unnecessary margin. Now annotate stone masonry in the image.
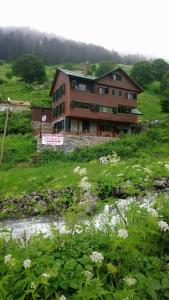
[37,134,115,152]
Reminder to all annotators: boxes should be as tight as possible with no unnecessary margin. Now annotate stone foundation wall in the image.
[37,134,115,152]
[32,121,53,133]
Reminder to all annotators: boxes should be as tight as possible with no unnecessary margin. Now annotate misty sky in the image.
[1,0,169,60]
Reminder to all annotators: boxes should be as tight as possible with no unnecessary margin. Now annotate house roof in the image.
[57,67,97,80]
[49,66,143,96]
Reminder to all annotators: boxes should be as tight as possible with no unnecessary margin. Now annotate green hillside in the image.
[1,63,169,299]
[0,63,166,122]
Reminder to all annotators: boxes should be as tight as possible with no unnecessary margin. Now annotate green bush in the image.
[0,111,32,135]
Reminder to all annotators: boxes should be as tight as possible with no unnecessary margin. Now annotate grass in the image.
[0,64,56,107]
[0,120,169,199]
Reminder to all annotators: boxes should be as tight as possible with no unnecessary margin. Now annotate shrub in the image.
[12,54,46,83]
[131,61,154,87]
[5,71,12,79]
[0,111,32,135]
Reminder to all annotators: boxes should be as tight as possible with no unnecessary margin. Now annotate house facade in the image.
[48,67,143,137]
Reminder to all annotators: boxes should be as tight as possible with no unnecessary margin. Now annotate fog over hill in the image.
[0,27,146,65]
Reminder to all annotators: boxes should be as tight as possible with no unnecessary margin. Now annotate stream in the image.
[0,194,157,240]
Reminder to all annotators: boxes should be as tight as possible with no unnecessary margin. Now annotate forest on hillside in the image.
[0,27,146,65]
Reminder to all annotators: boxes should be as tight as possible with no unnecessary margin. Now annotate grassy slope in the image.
[0,64,56,107]
[0,63,165,120]
[0,63,168,198]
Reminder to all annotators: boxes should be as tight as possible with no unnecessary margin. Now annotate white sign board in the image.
[42,134,64,145]
[42,115,47,122]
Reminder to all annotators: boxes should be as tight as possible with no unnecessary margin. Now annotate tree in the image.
[160,70,169,91]
[95,61,116,77]
[130,61,154,87]
[161,97,169,113]
[160,71,169,113]
[152,58,169,81]
[12,54,46,83]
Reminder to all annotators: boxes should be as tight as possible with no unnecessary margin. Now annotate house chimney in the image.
[83,61,89,76]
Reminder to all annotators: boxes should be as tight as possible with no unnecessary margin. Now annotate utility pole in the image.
[0,108,9,164]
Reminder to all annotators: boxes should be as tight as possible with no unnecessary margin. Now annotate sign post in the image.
[0,108,9,164]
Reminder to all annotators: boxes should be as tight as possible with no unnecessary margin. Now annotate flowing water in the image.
[0,194,157,240]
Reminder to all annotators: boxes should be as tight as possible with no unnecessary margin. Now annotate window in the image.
[127,92,137,100]
[118,106,132,114]
[53,84,65,102]
[72,101,90,109]
[112,88,117,96]
[113,73,124,81]
[72,80,93,92]
[99,87,109,94]
[72,101,118,114]
[78,84,87,91]
[53,102,65,117]
[99,105,117,114]
[54,120,64,131]
[118,90,123,96]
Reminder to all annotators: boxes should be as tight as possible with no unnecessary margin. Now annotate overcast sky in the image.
[1,0,169,60]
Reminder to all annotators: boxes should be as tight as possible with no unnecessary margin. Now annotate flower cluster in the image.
[147,207,158,217]
[123,276,137,286]
[42,273,50,278]
[99,152,120,164]
[84,270,93,280]
[79,177,91,191]
[4,254,16,267]
[31,282,36,289]
[90,251,104,263]
[164,163,169,171]
[23,259,32,269]
[4,254,12,264]
[158,220,169,232]
[74,166,87,176]
[117,229,128,239]
[59,295,66,300]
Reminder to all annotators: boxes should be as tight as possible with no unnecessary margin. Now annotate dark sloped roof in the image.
[57,67,97,80]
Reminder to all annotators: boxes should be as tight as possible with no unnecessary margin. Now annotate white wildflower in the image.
[117,229,128,239]
[59,295,66,300]
[117,199,130,211]
[117,173,124,177]
[4,254,12,264]
[132,164,141,169]
[74,166,87,175]
[164,164,169,171]
[147,207,158,217]
[79,177,91,191]
[144,176,150,182]
[99,152,120,164]
[31,282,36,289]
[90,251,104,263]
[42,273,50,278]
[123,276,137,286]
[158,221,169,232]
[23,259,32,269]
[99,156,108,164]
[123,297,130,300]
[74,166,81,173]
[84,270,93,280]
[78,168,87,176]
[143,167,152,175]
